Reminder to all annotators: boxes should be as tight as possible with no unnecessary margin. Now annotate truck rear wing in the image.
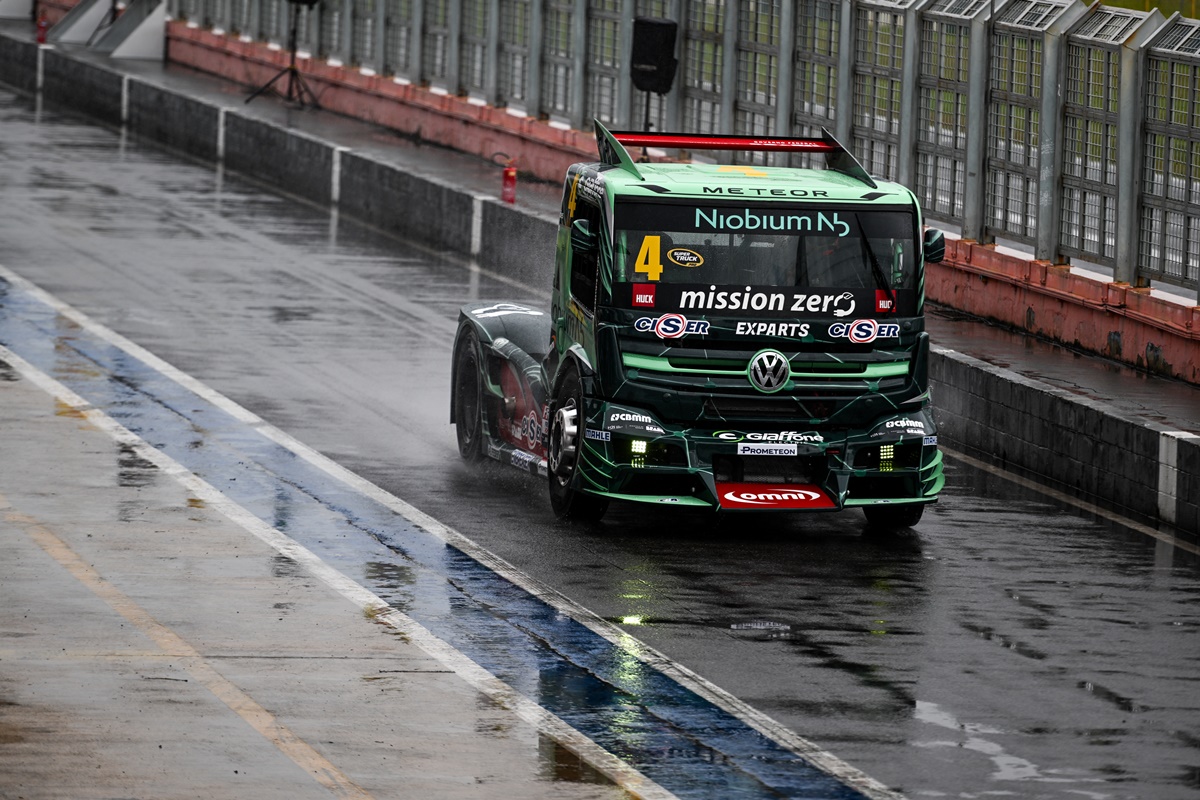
[594,120,877,189]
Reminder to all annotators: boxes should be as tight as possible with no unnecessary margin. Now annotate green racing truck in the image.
[451,122,946,529]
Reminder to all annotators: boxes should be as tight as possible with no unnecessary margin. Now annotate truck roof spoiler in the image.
[593,120,878,189]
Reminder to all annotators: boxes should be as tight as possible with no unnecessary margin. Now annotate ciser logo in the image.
[828,319,900,344]
[634,313,710,339]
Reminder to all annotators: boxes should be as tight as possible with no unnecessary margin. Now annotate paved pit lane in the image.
[0,88,1198,799]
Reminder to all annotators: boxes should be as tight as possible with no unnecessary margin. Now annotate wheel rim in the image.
[549,398,579,483]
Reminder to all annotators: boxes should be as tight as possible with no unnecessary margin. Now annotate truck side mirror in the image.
[570,219,598,254]
[923,228,945,263]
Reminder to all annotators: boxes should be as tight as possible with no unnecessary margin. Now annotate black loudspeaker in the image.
[631,18,678,95]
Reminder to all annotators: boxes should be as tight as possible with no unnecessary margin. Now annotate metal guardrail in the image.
[167,0,1200,294]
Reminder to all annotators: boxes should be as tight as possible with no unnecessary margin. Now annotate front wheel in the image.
[862,503,925,531]
[453,329,486,462]
[547,367,608,522]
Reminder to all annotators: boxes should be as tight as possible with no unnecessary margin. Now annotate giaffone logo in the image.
[723,488,823,505]
[715,430,824,443]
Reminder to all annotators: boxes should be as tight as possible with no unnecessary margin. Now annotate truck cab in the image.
[453,122,945,528]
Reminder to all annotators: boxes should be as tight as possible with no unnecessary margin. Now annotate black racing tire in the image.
[862,503,925,531]
[547,366,608,522]
[453,329,486,462]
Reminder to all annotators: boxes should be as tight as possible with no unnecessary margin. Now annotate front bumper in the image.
[574,402,945,511]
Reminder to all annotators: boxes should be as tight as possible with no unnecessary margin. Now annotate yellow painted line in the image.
[940,446,1199,557]
[2,501,375,800]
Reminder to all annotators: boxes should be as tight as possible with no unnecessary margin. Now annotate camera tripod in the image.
[246,7,318,108]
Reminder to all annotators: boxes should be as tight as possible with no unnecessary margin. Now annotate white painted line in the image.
[8,506,376,800]
[0,266,903,800]
[331,146,349,205]
[1159,431,1200,526]
[470,195,483,256]
[0,338,677,800]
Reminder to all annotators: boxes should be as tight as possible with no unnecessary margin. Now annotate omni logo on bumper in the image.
[634,313,711,339]
[716,482,836,509]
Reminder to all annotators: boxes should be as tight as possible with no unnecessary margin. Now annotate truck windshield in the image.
[613,202,917,291]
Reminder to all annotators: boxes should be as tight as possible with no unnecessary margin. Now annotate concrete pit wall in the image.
[0,32,1195,532]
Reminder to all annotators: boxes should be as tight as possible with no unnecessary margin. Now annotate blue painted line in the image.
[0,276,873,800]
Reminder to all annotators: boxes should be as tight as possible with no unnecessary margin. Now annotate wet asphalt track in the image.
[1,89,1198,799]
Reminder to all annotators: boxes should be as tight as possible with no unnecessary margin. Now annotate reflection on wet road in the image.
[0,88,1197,799]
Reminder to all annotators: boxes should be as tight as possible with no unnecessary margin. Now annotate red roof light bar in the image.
[610,132,837,153]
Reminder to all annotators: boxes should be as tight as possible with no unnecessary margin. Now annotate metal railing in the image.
[167,0,1200,293]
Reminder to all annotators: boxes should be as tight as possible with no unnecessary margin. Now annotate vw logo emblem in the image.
[748,349,790,393]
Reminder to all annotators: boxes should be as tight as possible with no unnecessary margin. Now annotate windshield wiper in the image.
[855,213,895,309]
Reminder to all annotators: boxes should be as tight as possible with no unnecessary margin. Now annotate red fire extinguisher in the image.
[501,159,517,204]
[36,14,49,43]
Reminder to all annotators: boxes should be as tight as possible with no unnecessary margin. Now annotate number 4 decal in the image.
[635,235,663,281]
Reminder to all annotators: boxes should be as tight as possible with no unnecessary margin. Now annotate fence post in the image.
[570,0,586,128]
[484,0,499,104]
[340,0,352,63]
[1115,11,1165,283]
[962,11,990,241]
[836,0,854,145]
[409,0,423,84]
[776,0,796,142]
[665,0,684,132]
[527,0,542,115]
[617,1,633,129]
[446,0,462,92]
[720,0,737,134]
[1034,6,1081,263]
[897,1,922,188]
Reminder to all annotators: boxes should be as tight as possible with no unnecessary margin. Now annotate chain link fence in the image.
[168,0,1200,293]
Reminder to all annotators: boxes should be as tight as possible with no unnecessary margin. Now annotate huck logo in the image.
[748,349,790,393]
[632,283,656,308]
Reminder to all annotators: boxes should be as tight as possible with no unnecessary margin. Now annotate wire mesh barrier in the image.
[165,0,1200,293]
